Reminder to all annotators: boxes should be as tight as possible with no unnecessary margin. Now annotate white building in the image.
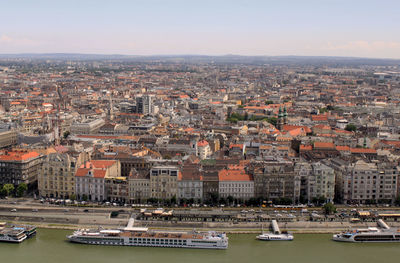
[343,160,399,204]
[218,166,254,200]
[178,165,203,201]
[70,118,105,134]
[75,160,120,202]
[309,162,335,203]
[197,140,211,160]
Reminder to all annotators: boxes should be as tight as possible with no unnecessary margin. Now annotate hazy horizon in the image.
[1,0,400,59]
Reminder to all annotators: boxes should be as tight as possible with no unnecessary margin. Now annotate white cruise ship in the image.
[67,219,228,249]
[333,219,400,242]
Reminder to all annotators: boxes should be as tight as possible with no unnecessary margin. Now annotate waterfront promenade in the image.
[2,199,400,233]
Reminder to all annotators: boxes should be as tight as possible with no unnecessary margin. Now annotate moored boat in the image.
[256,220,294,241]
[333,219,400,242]
[0,228,27,243]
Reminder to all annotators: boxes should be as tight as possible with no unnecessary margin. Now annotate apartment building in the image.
[150,166,179,199]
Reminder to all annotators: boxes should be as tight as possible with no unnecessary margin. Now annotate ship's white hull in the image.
[257,234,293,241]
[67,235,228,249]
[333,234,400,243]
[0,235,27,243]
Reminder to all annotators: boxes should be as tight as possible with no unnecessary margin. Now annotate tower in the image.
[108,94,114,121]
[136,95,153,115]
[283,106,288,125]
[277,106,284,130]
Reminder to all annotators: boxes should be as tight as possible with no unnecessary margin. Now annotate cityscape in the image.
[1,0,400,262]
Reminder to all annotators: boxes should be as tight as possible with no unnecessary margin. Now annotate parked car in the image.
[11,209,17,212]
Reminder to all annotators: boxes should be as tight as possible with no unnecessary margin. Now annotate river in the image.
[1,229,400,263]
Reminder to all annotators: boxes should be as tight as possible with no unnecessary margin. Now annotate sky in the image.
[0,0,400,58]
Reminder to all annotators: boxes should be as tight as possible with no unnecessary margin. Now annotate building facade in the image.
[75,160,120,201]
[0,130,18,149]
[343,160,398,204]
[38,153,77,199]
[0,150,43,190]
[70,118,105,134]
[150,166,179,199]
[218,166,254,200]
[128,169,150,203]
[252,164,300,203]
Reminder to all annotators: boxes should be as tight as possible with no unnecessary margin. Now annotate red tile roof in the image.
[336,145,350,151]
[218,169,252,182]
[0,150,40,161]
[313,142,335,149]
[197,140,209,147]
[300,145,313,151]
[229,144,244,150]
[350,148,377,154]
[312,115,328,121]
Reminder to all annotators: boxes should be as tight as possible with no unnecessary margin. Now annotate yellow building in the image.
[39,152,87,199]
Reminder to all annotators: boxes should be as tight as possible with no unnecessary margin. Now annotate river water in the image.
[1,229,400,263]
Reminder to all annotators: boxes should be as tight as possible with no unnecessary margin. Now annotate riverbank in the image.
[4,217,400,234]
[2,201,400,234]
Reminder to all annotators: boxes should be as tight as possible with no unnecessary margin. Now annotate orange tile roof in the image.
[313,124,331,130]
[229,144,244,149]
[381,140,400,148]
[0,151,40,161]
[287,127,305,137]
[218,169,252,182]
[313,142,335,149]
[334,129,353,135]
[312,115,328,121]
[300,145,312,151]
[197,140,209,147]
[283,125,312,134]
[336,145,350,151]
[83,160,117,169]
[350,148,377,154]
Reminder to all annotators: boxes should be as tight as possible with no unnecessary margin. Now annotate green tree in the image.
[82,194,88,201]
[395,196,400,206]
[323,203,336,215]
[3,184,14,197]
[209,192,219,205]
[16,183,28,197]
[319,107,328,113]
[63,131,70,139]
[70,194,77,201]
[227,195,234,206]
[170,195,177,205]
[179,198,187,206]
[265,117,277,127]
[265,100,274,105]
[345,124,357,132]
[326,105,335,111]
[0,188,7,198]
